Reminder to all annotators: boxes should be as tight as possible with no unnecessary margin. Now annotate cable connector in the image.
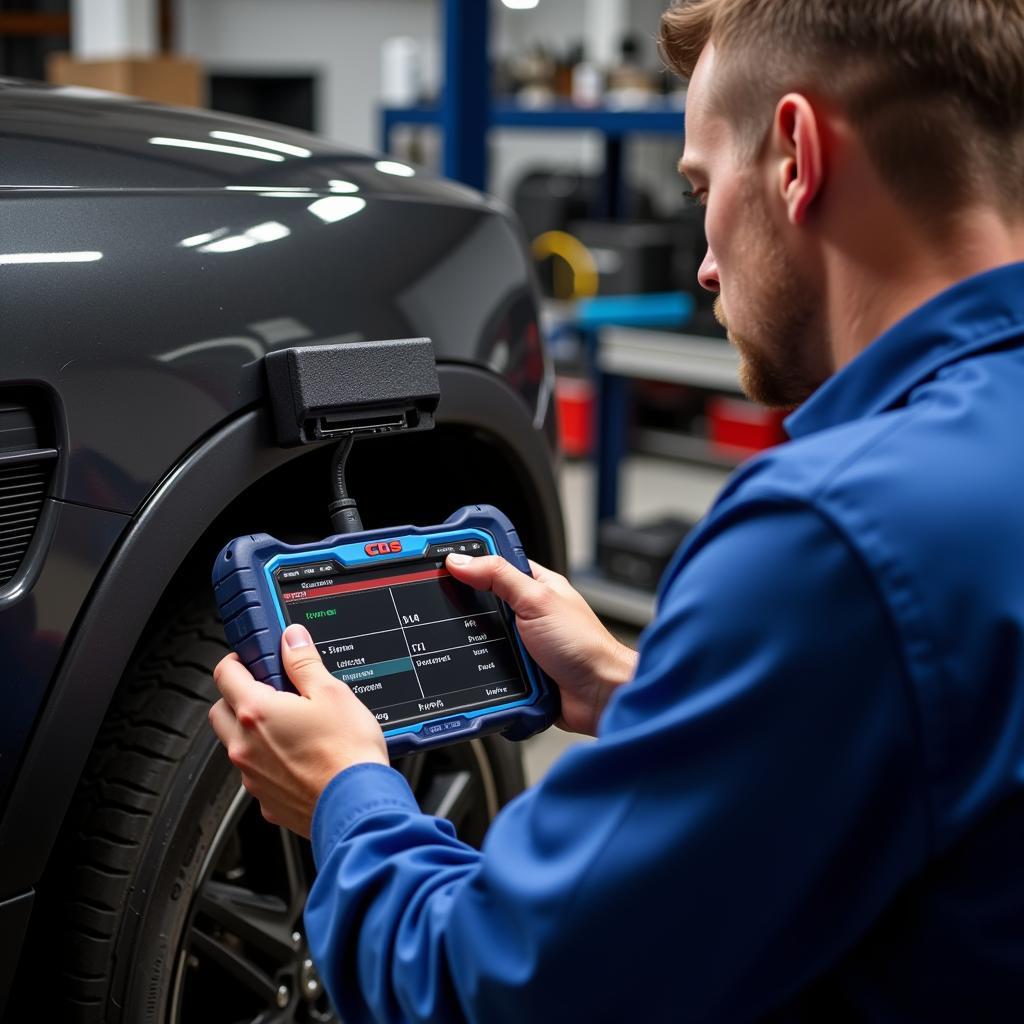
[328,437,364,535]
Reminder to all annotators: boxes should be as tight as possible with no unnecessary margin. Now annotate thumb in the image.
[445,553,548,619]
[281,623,332,697]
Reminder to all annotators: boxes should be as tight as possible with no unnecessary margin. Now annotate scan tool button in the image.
[300,565,318,577]
[279,568,302,582]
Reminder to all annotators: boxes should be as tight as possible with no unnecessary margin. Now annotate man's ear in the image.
[772,93,824,225]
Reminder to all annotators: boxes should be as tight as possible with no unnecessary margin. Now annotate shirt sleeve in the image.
[304,498,931,1023]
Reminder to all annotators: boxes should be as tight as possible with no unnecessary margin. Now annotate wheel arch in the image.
[0,364,565,899]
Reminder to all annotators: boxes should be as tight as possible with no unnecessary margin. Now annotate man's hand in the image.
[445,553,638,736]
[209,623,387,837]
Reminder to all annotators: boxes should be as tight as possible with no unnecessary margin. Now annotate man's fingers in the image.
[212,652,240,692]
[446,553,549,617]
[214,654,267,714]
[209,698,242,748]
[527,559,557,582]
[527,559,576,595]
[281,623,334,698]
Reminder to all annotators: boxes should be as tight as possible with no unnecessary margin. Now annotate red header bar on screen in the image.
[282,567,447,602]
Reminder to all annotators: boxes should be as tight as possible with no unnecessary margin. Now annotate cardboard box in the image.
[47,53,203,108]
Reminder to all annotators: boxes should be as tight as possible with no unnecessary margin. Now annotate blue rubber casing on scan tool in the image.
[212,504,559,756]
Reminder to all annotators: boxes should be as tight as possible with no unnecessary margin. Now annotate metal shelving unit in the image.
[575,326,738,626]
[597,328,740,392]
[381,100,687,144]
[632,428,741,471]
[379,2,720,626]
[381,100,684,218]
[379,0,685,207]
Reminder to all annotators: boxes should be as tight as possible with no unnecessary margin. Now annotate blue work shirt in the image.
[305,263,1024,1022]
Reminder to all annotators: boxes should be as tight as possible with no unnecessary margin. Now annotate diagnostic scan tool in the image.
[213,506,558,755]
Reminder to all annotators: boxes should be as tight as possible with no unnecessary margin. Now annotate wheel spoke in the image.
[251,1009,295,1024]
[187,924,280,1005]
[176,734,506,1018]
[418,769,475,821]
[279,826,309,919]
[196,880,298,965]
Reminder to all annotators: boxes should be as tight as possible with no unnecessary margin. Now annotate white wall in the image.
[177,0,438,150]
[176,0,680,210]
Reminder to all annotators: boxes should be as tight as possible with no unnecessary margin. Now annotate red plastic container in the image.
[555,376,595,458]
[707,396,787,457]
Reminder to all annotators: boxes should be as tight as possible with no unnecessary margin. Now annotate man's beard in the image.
[712,231,825,410]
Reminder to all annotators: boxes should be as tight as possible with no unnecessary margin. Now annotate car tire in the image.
[46,602,526,1023]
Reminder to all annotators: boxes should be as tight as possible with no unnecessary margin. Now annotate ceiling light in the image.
[374,160,415,177]
[180,228,229,248]
[307,196,367,224]
[149,137,285,162]
[211,130,312,158]
[245,221,290,243]
[198,235,258,253]
[0,251,103,264]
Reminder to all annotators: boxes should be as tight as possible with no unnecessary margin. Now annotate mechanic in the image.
[209,0,1024,1019]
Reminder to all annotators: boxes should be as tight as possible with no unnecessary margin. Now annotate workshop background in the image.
[0,0,766,780]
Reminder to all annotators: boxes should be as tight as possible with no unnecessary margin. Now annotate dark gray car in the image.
[0,79,564,1023]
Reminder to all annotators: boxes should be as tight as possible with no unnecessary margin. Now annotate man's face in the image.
[680,45,827,409]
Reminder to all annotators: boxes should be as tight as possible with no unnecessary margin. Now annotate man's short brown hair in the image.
[660,0,1024,215]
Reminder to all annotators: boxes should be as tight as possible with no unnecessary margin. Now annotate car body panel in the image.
[1,79,552,511]
[0,85,563,1013]
[0,76,472,195]
[2,189,547,514]
[0,499,128,806]
[0,80,562,924]
[0,365,564,893]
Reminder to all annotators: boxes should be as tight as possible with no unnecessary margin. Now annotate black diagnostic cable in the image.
[328,436,364,535]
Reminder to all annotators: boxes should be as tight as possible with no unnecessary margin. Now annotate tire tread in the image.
[52,605,227,1021]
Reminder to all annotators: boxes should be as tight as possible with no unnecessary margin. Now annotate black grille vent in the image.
[0,458,50,587]
[0,391,58,592]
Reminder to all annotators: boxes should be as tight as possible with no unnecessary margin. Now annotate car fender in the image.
[0,364,563,898]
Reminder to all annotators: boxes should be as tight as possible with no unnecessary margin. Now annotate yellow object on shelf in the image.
[531,230,600,301]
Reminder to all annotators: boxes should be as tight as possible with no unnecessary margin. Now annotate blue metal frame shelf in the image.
[385,0,700,624]
[573,327,738,627]
[380,101,684,218]
[380,0,686,200]
[381,101,685,148]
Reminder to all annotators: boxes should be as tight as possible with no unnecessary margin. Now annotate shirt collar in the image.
[785,261,1024,440]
